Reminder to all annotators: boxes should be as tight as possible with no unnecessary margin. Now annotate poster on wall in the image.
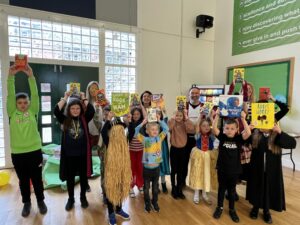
[232,0,300,55]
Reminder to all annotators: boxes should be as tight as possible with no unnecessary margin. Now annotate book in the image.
[233,68,245,83]
[203,102,213,115]
[176,96,187,111]
[259,87,270,101]
[147,108,158,123]
[151,94,165,109]
[219,95,243,118]
[130,93,140,107]
[251,103,275,129]
[69,83,80,97]
[111,92,130,117]
[96,89,108,107]
[15,54,28,70]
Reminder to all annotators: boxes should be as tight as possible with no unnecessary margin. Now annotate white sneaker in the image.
[130,188,135,198]
[193,190,200,204]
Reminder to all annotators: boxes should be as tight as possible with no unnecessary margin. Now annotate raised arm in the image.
[168,118,176,131]
[159,119,169,140]
[6,65,18,116]
[268,94,289,122]
[134,119,147,143]
[212,108,220,136]
[23,65,39,115]
[241,111,251,140]
[273,124,297,149]
[54,92,69,124]
[227,79,236,95]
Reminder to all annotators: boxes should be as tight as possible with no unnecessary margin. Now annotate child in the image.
[54,92,95,211]
[7,64,47,217]
[135,114,169,213]
[189,118,218,205]
[128,108,144,197]
[168,109,194,199]
[101,112,131,225]
[212,109,251,223]
[246,124,296,224]
[156,109,170,194]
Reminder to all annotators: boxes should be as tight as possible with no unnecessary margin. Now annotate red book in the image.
[259,87,270,101]
[15,54,27,69]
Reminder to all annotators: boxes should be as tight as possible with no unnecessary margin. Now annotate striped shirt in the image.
[129,137,144,151]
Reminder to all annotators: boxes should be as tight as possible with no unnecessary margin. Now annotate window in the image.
[105,31,136,101]
[0,60,5,167]
[8,16,100,63]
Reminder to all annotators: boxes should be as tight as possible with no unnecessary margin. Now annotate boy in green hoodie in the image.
[7,63,47,217]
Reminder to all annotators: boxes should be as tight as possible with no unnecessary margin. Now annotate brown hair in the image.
[252,129,281,154]
[62,99,84,131]
[196,118,211,134]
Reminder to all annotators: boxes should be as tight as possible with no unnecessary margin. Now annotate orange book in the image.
[15,54,27,69]
[259,87,270,101]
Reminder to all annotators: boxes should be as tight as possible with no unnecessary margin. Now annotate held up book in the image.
[15,54,28,70]
[111,92,130,117]
[219,95,243,118]
[130,93,140,107]
[151,94,165,109]
[259,87,270,101]
[233,68,245,83]
[176,96,187,111]
[96,89,108,107]
[203,102,213,115]
[251,103,275,129]
[147,108,158,123]
[69,83,80,97]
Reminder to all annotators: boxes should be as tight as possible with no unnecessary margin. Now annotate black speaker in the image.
[196,15,214,28]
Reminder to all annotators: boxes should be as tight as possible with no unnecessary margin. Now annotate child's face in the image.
[224,123,238,138]
[89,84,99,98]
[69,104,81,117]
[147,125,159,137]
[16,98,29,112]
[200,121,210,134]
[132,110,141,122]
[142,93,151,105]
[103,110,110,120]
[175,111,184,122]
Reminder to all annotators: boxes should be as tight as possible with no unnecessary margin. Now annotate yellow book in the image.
[130,93,140,107]
[69,83,80,96]
[233,68,245,83]
[111,93,130,117]
[151,94,165,110]
[251,103,275,129]
[176,96,187,111]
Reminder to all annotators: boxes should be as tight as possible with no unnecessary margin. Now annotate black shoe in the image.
[80,197,89,208]
[145,203,151,213]
[229,209,240,223]
[171,188,178,199]
[250,207,258,219]
[235,192,239,201]
[152,202,160,212]
[263,212,273,224]
[21,202,31,217]
[86,183,91,192]
[65,198,75,211]
[37,200,48,215]
[161,182,168,194]
[213,207,223,219]
[177,192,186,199]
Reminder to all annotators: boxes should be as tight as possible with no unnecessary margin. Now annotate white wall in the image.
[138,0,216,114]
[214,0,300,169]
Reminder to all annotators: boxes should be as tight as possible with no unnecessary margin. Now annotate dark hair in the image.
[140,91,152,105]
[189,86,200,93]
[130,107,144,122]
[63,99,84,131]
[16,92,29,101]
[224,118,239,128]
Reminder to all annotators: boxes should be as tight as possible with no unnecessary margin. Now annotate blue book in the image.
[219,95,243,118]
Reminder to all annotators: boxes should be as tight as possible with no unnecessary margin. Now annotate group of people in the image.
[7,63,297,225]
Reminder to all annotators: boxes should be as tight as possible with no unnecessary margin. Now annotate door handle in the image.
[54,65,57,73]
[59,65,63,73]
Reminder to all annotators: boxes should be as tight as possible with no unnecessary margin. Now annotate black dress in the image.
[246,131,296,211]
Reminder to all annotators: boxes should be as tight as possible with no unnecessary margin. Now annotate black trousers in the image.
[170,146,185,190]
[217,171,239,210]
[107,200,122,215]
[183,136,196,182]
[11,150,44,203]
[143,167,160,205]
[65,156,87,199]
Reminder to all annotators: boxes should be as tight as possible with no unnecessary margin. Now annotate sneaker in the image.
[37,200,48,215]
[152,202,160,212]
[229,209,240,223]
[86,183,91,192]
[80,197,89,208]
[108,213,117,225]
[250,207,258,219]
[139,187,144,194]
[145,203,151,213]
[65,198,75,211]
[21,202,31,217]
[263,212,273,224]
[171,188,178,199]
[116,209,130,220]
[161,183,168,194]
[213,206,223,219]
[193,190,200,204]
[130,188,136,198]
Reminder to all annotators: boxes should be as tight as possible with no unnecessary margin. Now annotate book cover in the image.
[130,93,140,107]
[203,102,213,115]
[233,68,245,83]
[111,92,130,117]
[251,103,275,129]
[96,89,108,106]
[147,108,158,123]
[176,96,187,111]
[212,97,220,106]
[219,95,243,118]
[69,83,80,96]
[15,54,28,69]
[259,87,270,101]
[151,94,165,109]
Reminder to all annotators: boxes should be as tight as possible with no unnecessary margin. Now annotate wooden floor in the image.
[0,168,300,225]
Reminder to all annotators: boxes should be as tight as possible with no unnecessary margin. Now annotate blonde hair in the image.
[146,122,160,131]
[241,82,256,103]
[104,125,132,206]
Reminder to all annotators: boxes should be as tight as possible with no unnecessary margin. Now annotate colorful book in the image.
[96,89,108,107]
[203,102,213,115]
[176,96,187,111]
[212,97,220,106]
[15,54,28,70]
[151,94,165,109]
[130,93,140,107]
[69,83,80,96]
[233,68,245,83]
[259,87,270,101]
[251,103,275,129]
[147,108,158,123]
[219,95,243,118]
[111,92,130,117]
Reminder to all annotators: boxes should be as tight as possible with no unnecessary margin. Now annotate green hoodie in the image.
[7,76,42,154]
